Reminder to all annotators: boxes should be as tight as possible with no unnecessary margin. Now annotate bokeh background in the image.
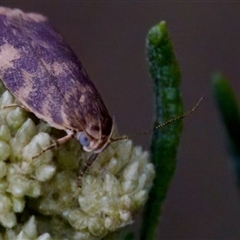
[1,2,240,239]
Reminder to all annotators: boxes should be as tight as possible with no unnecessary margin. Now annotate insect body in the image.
[0,7,203,188]
[0,7,113,186]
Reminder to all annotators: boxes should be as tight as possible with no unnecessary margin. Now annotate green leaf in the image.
[140,21,183,240]
[212,73,240,186]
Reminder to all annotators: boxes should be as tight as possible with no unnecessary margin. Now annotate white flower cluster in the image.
[1,216,51,240]
[0,82,155,239]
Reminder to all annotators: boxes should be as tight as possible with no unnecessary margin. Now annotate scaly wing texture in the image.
[0,7,112,139]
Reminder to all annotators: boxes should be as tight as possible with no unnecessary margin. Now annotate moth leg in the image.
[1,103,27,110]
[78,153,98,188]
[32,133,74,159]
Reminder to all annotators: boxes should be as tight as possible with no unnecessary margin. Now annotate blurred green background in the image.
[1,2,240,239]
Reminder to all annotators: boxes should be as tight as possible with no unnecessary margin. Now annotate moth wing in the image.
[0,8,112,138]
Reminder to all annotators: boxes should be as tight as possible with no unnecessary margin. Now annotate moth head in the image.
[76,123,114,153]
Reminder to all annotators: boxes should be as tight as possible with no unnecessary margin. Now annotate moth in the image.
[0,7,113,187]
[0,7,203,188]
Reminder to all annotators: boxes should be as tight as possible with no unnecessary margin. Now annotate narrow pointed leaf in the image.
[212,73,240,187]
[140,21,183,240]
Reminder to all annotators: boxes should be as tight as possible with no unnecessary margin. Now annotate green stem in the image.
[140,22,183,240]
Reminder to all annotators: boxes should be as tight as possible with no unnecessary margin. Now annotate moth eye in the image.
[79,133,90,147]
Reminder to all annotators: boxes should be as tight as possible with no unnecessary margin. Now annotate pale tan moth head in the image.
[75,118,114,154]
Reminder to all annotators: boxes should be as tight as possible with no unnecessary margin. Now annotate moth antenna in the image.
[111,95,204,142]
[98,115,102,142]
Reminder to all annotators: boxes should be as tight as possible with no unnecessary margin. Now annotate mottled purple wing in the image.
[0,7,112,140]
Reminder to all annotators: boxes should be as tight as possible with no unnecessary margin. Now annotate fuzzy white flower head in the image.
[0,82,155,239]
